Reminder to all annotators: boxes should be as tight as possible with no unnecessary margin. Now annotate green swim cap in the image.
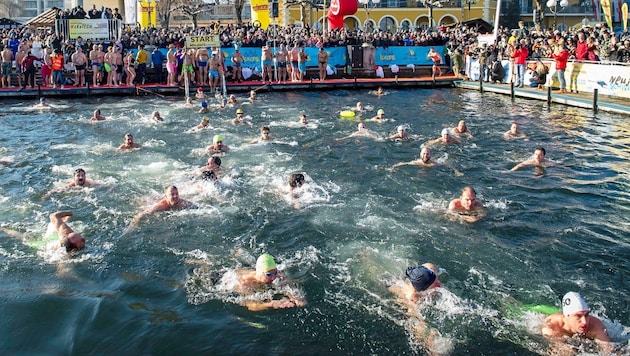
[202,116,209,121]
[213,134,223,143]
[377,109,385,115]
[256,253,276,274]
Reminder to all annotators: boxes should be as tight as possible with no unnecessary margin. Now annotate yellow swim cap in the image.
[377,109,385,115]
[236,109,244,114]
[256,253,276,274]
[213,134,223,143]
[202,116,209,121]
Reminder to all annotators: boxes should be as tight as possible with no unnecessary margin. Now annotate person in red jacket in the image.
[21,50,40,89]
[575,32,587,61]
[511,41,529,87]
[552,42,570,94]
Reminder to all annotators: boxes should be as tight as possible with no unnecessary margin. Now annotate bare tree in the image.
[0,0,24,18]
[157,0,177,29]
[172,0,215,29]
[233,0,246,25]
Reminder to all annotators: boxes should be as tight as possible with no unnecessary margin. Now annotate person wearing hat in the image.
[366,108,385,122]
[236,253,307,311]
[426,128,460,146]
[227,94,238,105]
[35,97,49,108]
[193,116,211,130]
[195,87,207,100]
[388,125,416,140]
[232,108,251,125]
[447,186,485,223]
[198,100,209,113]
[541,292,611,350]
[207,134,229,153]
[389,263,441,305]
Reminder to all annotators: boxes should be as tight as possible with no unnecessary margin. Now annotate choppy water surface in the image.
[0,88,629,354]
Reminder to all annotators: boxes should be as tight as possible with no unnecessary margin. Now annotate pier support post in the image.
[593,89,599,114]
[37,84,41,100]
[86,82,90,97]
[547,87,551,105]
[354,77,357,90]
[510,82,515,100]
[479,79,483,93]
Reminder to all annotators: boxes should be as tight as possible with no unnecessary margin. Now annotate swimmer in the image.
[193,116,211,130]
[354,101,364,112]
[372,86,384,96]
[184,97,195,107]
[447,186,486,223]
[388,263,446,353]
[503,121,529,141]
[207,134,230,153]
[195,87,206,100]
[199,100,209,113]
[388,125,415,140]
[451,120,473,138]
[232,108,252,125]
[91,109,106,121]
[249,126,272,143]
[509,147,557,172]
[35,97,49,107]
[391,147,436,169]
[130,185,193,227]
[426,128,460,146]
[150,111,163,122]
[339,122,379,140]
[49,210,86,253]
[118,133,141,150]
[227,94,237,104]
[42,168,97,200]
[542,292,612,353]
[288,173,306,209]
[201,156,222,174]
[365,109,385,123]
[237,253,307,311]
[298,113,308,125]
[249,90,256,101]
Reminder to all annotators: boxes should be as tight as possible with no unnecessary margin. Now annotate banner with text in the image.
[374,46,446,66]
[68,19,109,40]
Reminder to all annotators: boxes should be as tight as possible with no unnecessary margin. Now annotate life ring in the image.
[339,110,355,119]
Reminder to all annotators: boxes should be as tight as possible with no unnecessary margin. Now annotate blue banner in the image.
[374,46,446,66]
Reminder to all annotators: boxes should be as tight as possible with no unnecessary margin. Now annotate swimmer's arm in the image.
[391,160,418,169]
[242,298,299,311]
[459,209,486,223]
[509,160,530,172]
[590,317,612,344]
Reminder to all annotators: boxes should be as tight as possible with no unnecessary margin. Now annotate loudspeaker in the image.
[269,1,279,18]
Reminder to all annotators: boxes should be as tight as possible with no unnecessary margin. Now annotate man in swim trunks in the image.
[317,47,328,81]
[427,47,442,81]
[261,42,273,83]
[181,49,195,86]
[298,46,308,81]
[231,48,244,82]
[72,46,88,87]
[236,253,307,311]
[276,44,288,82]
[448,186,486,223]
[208,48,222,93]
[90,44,104,86]
[49,210,86,253]
[1,45,14,88]
[130,185,193,227]
[42,48,53,87]
[510,146,556,172]
[290,43,299,82]
[14,47,25,88]
[167,44,178,86]
[542,292,612,353]
[196,47,209,86]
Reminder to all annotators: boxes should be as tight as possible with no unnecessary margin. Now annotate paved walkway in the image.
[454,80,630,115]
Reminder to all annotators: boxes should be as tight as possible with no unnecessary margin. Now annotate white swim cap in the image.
[441,128,450,136]
[562,292,589,316]
[377,109,385,115]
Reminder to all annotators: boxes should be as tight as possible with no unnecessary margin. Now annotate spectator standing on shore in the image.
[135,44,148,84]
[552,42,569,94]
[152,46,165,84]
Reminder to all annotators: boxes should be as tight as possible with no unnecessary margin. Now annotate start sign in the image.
[186,35,221,49]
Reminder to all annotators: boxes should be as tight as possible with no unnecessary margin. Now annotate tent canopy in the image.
[23,7,59,28]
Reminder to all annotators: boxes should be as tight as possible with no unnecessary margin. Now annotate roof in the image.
[24,7,59,28]
[0,18,23,27]
[461,18,493,34]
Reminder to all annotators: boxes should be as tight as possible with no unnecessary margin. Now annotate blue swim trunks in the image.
[198,61,207,67]
[209,69,219,78]
[298,62,306,73]
[263,60,272,66]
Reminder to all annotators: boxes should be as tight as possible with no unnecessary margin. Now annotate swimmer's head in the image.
[213,134,223,144]
[207,156,221,167]
[202,116,210,122]
[256,253,278,281]
[201,101,208,108]
[73,168,86,186]
[61,232,85,253]
[358,122,366,130]
[230,94,236,99]
[405,265,437,292]
[377,109,385,116]
[441,128,450,136]
[562,292,589,316]
[40,97,46,103]
[236,108,244,115]
[202,170,217,181]
[289,173,305,188]
[197,87,203,92]
[397,125,405,133]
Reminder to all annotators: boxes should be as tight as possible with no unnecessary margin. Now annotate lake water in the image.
[0,88,628,354]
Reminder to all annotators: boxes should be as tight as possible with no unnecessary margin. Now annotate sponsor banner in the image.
[186,35,221,49]
[220,46,347,70]
[374,46,446,66]
[68,19,109,39]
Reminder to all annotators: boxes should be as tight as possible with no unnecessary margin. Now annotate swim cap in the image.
[40,97,46,102]
[201,101,208,108]
[377,109,385,115]
[397,125,405,132]
[441,128,450,136]
[230,94,236,99]
[202,116,209,122]
[562,292,589,316]
[197,87,203,92]
[405,265,436,292]
[256,253,277,274]
[236,109,244,114]
[213,134,223,143]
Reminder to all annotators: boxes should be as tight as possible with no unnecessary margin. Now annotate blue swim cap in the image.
[201,101,208,108]
[405,266,436,292]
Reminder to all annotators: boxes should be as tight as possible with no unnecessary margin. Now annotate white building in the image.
[23,0,70,17]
